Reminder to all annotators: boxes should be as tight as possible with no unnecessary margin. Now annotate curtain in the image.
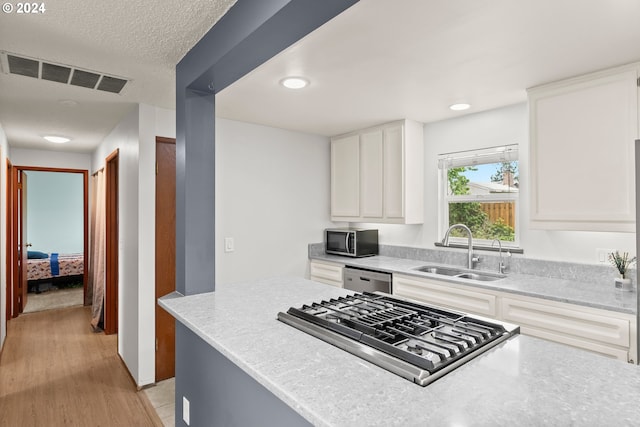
[89,170,106,331]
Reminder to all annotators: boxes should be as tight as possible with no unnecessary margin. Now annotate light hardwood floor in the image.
[0,305,163,427]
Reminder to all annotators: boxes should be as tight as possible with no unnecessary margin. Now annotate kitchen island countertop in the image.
[160,277,640,427]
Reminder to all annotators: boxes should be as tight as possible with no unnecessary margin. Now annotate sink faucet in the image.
[492,239,506,274]
[442,224,479,269]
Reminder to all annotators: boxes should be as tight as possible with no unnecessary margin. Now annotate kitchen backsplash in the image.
[308,243,637,285]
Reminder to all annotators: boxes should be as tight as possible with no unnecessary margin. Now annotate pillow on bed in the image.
[27,250,49,259]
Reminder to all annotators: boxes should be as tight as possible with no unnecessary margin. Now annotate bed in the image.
[27,252,84,292]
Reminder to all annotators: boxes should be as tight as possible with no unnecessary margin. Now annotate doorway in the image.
[155,137,176,381]
[7,166,88,318]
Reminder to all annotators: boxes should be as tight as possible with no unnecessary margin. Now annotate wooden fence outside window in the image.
[480,202,515,228]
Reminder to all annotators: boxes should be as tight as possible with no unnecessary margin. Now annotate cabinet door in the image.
[393,274,497,317]
[331,135,360,217]
[383,124,404,219]
[360,130,383,218]
[310,261,344,288]
[529,67,638,232]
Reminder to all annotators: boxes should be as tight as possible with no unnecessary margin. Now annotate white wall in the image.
[10,148,91,170]
[90,103,175,388]
[137,105,175,386]
[215,118,334,284]
[0,124,8,351]
[363,103,635,265]
[26,171,84,254]
[92,105,141,384]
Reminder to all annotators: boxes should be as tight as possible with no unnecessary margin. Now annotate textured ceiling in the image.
[0,0,237,152]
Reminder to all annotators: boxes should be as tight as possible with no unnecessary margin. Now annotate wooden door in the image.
[12,169,28,314]
[155,137,176,381]
[105,151,119,335]
[6,160,13,319]
[19,171,28,312]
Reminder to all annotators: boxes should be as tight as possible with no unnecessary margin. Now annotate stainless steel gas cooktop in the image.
[278,291,519,386]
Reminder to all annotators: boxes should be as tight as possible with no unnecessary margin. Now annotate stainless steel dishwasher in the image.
[343,266,392,293]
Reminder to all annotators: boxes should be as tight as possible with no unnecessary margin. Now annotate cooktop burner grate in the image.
[278,291,519,386]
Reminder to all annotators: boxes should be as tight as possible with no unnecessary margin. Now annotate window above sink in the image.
[437,145,520,249]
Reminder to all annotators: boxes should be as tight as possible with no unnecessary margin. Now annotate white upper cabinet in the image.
[360,129,384,218]
[331,119,424,224]
[331,134,360,218]
[528,64,639,232]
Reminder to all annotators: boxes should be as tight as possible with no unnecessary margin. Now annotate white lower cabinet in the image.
[393,274,497,317]
[309,260,344,288]
[501,296,635,362]
[393,273,637,363]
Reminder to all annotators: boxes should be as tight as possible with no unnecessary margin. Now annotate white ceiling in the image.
[1,0,640,153]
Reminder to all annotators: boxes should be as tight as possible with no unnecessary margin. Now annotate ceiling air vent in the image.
[0,51,129,94]
[7,55,38,78]
[97,76,128,94]
[70,69,100,89]
[42,62,71,83]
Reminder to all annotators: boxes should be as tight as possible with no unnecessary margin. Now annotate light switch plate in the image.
[224,237,234,253]
[596,248,615,264]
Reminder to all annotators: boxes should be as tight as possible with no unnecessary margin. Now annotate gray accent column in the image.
[183,90,215,296]
[175,0,358,296]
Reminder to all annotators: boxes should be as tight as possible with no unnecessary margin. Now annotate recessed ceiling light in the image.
[43,135,71,143]
[449,103,471,111]
[280,77,309,89]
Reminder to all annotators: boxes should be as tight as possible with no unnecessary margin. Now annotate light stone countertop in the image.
[160,277,640,427]
[311,254,637,315]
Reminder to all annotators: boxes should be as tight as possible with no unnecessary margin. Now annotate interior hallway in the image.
[0,305,163,427]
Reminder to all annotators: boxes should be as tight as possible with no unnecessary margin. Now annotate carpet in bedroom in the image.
[23,287,83,313]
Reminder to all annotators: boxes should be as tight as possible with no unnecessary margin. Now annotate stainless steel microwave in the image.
[325,228,378,257]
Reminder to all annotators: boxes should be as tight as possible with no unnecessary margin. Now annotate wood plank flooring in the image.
[0,306,162,427]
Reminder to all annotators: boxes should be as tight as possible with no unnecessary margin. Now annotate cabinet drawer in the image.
[310,261,344,288]
[393,275,496,317]
[501,297,630,348]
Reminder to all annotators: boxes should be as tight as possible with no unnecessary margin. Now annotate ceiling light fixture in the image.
[449,103,471,111]
[43,135,71,144]
[280,76,309,89]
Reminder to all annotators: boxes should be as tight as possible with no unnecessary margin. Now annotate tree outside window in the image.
[446,161,518,242]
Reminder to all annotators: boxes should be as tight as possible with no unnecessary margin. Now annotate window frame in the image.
[437,145,521,249]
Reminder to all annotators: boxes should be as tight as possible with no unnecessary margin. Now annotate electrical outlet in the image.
[183,396,190,425]
[596,248,615,264]
[224,237,235,253]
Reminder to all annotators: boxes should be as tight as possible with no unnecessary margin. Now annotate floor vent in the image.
[1,51,129,94]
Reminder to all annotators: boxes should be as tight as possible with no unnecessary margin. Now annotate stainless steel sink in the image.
[413,265,505,282]
[414,266,463,276]
[454,272,504,282]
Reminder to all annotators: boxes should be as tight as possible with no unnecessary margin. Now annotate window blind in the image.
[438,144,518,169]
